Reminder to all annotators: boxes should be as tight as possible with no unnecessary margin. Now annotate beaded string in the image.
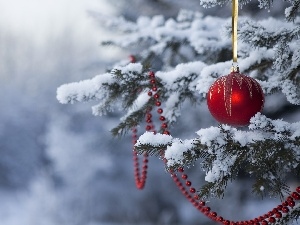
[132,70,300,225]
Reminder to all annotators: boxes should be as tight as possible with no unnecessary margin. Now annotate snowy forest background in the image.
[0,0,299,225]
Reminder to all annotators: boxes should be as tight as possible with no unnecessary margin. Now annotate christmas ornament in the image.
[207,67,264,126]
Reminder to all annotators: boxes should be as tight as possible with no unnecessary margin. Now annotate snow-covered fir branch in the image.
[135,113,300,199]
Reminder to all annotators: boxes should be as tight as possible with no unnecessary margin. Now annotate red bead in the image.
[207,72,264,126]
[157,108,163,114]
[146,119,152,123]
[148,91,152,96]
[203,207,210,212]
[267,212,273,217]
[268,217,275,223]
[152,86,157,91]
[156,101,161,106]
[162,123,168,128]
[277,205,283,210]
[261,221,268,225]
[288,200,295,207]
[146,125,152,131]
[150,79,156,84]
[181,174,188,180]
[282,206,289,213]
[272,208,278,214]
[146,114,152,119]
[178,167,184,173]
[153,93,159,98]
[223,220,230,225]
[194,195,200,200]
[190,188,196,193]
[275,212,282,218]
[199,201,205,206]
[185,181,191,186]
[287,196,293,202]
[217,216,224,222]
[292,192,300,200]
[137,183,144,189]
[296,186,300,193]
[159,115,165,121]
[149,71,155,77]
[210,212,217,217]
[282,201,288,206]
[163,130,170,135]
[129,55,136,63]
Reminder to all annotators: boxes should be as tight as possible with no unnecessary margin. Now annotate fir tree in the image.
[57,0,300,224]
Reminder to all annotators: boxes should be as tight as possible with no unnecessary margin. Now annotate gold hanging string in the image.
[232,0,238,63]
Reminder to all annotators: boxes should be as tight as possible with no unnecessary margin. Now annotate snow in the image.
[196,126,226,147]
[199,0,220,8]
[233,130,265,147]
[205,155,237,183]
[165,139,196,166]
[163,92,181,123]
[114,63,143,75]
[285,6,293,18]
[136,132,173,146]
[56,73,113,104]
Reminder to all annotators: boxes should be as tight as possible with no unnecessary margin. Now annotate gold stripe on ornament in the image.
[232,0,238,63]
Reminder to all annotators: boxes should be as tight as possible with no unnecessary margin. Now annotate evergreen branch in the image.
[285,0,300,22]
[136,114,300,199]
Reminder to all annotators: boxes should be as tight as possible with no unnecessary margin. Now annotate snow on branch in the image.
[56,72,113,104]
[135,113,300,198]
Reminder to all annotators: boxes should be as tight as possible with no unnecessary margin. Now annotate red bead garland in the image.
[131,70,300,224]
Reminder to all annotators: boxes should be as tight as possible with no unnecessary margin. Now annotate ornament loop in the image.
[232,0,238,63]
[230,65,239,73]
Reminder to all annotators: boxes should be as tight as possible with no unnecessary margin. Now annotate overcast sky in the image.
[0,0,116,41]
[0,0,124,93]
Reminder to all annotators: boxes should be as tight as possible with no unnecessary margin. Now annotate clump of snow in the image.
[136,132,173,147]
[285,6,293,18]
[281,80,300,105]
[165,139,196,166]
[196,126,226,147]
[56,73,113,104]
[114,63,143,75]
[151,15,165,27]
[249,113,269,130]
[163,92,181,123]
[199,0,220,8]
[233,130,265,147]
[205,154,237,183]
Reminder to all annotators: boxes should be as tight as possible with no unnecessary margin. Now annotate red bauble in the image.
[207,71,264,126]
